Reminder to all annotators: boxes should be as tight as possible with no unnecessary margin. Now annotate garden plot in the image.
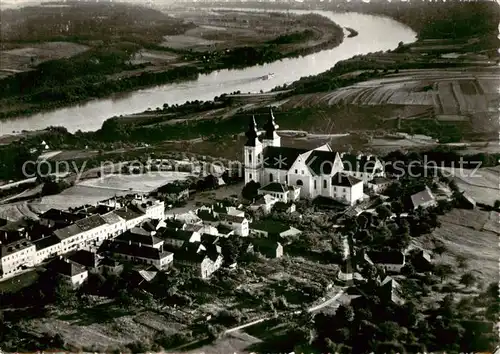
[78,172,193,193]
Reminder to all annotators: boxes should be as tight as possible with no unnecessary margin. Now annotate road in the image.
[223,288,345,335]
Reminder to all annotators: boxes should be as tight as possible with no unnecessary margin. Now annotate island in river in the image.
[0,3,344,120]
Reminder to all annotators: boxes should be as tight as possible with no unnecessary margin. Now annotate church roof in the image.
[245,116,260,147]
[331,172,362,187]
[263,108,279,140]
[305,150,339,175]
[263,146,308,170]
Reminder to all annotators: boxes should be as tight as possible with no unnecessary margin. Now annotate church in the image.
[243,109,385,206]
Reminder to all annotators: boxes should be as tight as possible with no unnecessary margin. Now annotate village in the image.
[0,112,497,353]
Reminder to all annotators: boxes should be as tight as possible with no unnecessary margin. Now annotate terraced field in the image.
[282,67,499,138]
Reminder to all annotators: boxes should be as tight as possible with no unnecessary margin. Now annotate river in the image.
[0,9,416,136]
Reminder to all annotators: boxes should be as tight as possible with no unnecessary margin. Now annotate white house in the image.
[108,242,174,270]
[48,258,89,287]
[257,182,300,203]
[243,110,381,206]
[33,235,61,264]
[101,212,126,239]
[250,194,279,214]
[366,251,406,273]
[131,196,165,221]
[331,172,364,206]
[218,213,249,236]
[54,214,109,253]
[114,205,149,230]
[368,176,393,193]
[250,220,301,238]
[0,237,36,279]
[410,186,437,210]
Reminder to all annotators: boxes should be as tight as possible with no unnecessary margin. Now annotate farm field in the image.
[19,308,187,351]
[440,166,500,205]
[414,208,498,284]
[0,42,89,77]
[31,172,193,211]
[0,201,39,221]
[284,67,499,133]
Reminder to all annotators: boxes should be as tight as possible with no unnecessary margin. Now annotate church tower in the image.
[262,107,281,149]
[244,115,263,185]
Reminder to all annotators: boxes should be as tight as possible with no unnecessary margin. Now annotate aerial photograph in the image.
[0,0,498,352]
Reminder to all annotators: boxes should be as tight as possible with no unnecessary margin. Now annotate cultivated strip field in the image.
[414,208,498,284]
[283,67,499,135]
[441,166,500,205]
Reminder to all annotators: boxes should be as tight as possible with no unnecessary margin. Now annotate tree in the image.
[241,181,260,201]
[336,304,354,323]
[391,201,404,217]
[378,321,401,342]
[460,272,476,287]
[494,200,500,210]
[203,174,219,190]
[455,254,468,269]
[54,277,78,309]
[376,205,392,221]
[433,242,447,256]
[434,263,454,282]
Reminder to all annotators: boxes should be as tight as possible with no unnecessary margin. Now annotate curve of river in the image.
[0,9,416,136]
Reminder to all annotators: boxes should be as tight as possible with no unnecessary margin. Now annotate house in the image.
[107,242,174,270]
[185,223,219,236]
[272,201,296,214]
[251,238,283,258]
[330,172,364,206]
[39,208,84,228]
[201,233,220,246]
[113,205,148,230]
[366,250,406,273]
[176,242,223,279]
[243,109,384,205]
[75,214,110,247]
[455,191,476,209]
[47,258,88,287]
[216,224,234,237]
[410,186,437,210]
[101,212,126,239]
[249,194,279,214]
[0,236,36,279]
[161,229,201,249]
[411,249,433,272]
[154,182,190,202]
[67,249,101,272]
[379,276,405,305]
[218,213,249,237]
[114,228,164,249]
[130,196,165,221]
[129,268,158,288]
[250,219,301,238]
[33,235,61,264]
[368,177,393,193]
[338,260,362,282]
[100,257,123,275]
[257,182,300,203]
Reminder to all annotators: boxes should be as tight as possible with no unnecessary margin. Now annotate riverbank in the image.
[0,6,344,121]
